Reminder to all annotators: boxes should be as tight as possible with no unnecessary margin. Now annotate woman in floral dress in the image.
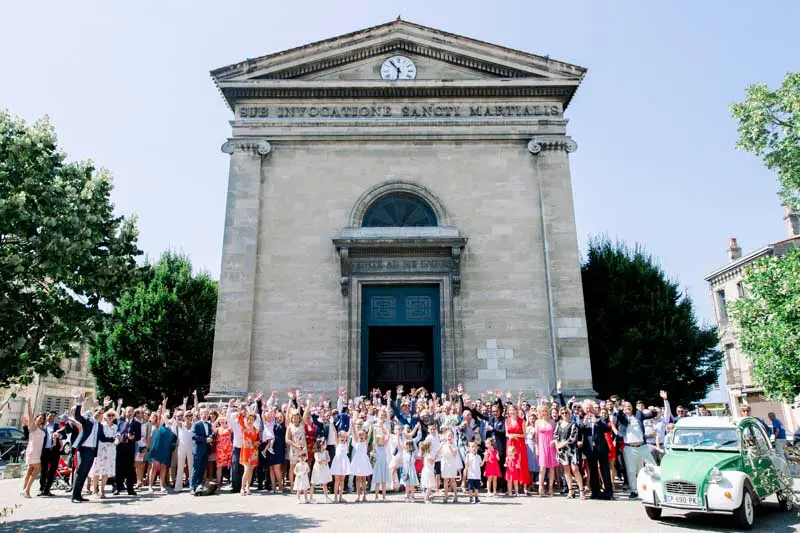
[238,412,261,496]
[89,410,118,499]
[214,416,233,487]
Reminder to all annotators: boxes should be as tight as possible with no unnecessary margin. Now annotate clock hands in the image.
[390,60,401,77]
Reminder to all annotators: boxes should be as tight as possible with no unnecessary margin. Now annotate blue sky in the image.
[1,1,797,326]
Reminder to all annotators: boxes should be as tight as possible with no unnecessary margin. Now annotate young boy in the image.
[465,441,484,503]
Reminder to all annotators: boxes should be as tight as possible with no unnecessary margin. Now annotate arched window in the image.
[362,193,438,227]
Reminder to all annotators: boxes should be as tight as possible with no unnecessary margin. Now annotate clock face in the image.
[380,56,417,80]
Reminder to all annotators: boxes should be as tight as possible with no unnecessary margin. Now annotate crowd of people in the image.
[15,382,787,505]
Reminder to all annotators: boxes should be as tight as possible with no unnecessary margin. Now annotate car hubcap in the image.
[744,492,754,524]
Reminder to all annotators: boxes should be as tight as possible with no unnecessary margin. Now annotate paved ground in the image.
[0,480,798,533]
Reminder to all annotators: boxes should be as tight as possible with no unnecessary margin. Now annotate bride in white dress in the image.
[89,410,118,499]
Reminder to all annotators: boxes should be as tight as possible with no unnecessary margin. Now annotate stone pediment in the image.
[211,20,586,108]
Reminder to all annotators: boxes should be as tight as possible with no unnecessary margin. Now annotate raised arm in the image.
[660,390,673,423]
[25,397,34,432]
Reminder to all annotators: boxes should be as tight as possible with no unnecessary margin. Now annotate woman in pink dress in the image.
[21,397,45,498]
[504,405,530,492]
[534,403,558,496]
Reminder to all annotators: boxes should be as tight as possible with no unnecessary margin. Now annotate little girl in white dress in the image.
[310,439,333,502]
[349,429,373,502]
[293,453,311,503]
[419,440,436,503]
[330,431,351,503]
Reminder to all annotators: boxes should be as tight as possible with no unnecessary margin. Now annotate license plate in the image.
[665,494,699,506]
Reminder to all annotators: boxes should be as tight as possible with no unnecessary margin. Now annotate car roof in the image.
[674,416,739,430]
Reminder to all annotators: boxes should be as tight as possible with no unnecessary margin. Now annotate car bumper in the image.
[638,473,739,514]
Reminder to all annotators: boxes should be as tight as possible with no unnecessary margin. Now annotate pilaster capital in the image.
[221,138,272,156]
[527,135,577,155]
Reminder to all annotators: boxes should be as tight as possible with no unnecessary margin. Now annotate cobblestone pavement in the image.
[0,480,798,532]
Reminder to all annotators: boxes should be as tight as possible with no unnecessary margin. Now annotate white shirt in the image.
[624,420,645,445]
[326,421,337,446]
[465,452,483,480]
[261,421,275,442]
[228,411,244,448]
[86,419,99,449]
[177,425,194,449]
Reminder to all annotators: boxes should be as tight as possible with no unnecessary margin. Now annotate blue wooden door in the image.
[361,285,441,395]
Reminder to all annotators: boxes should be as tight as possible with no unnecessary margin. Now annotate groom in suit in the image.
[114,406,141,496]
[71,394,115,503]
[190,408,214,495]
[579,405,614,500]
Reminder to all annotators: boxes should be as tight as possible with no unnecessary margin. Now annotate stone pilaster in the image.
[208,139,271,398]
[528,136,595,397]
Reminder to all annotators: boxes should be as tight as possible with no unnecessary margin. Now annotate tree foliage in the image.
[581,237,722,407]
[731,72,800,209]
[730,248,800,402]
[0,111,140,387]
[89,252,218,407]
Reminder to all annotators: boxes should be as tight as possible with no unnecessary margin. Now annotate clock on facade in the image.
[380,56,417,80]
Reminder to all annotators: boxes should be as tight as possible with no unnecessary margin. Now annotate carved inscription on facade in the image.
[237,103,562,120]
[351,258,453,274]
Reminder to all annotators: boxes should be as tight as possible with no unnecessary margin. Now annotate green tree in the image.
[581,237,722,407]
[731,72,800,209]
[0,111,140,387]
[729,248,800,402]
[89,252,218,407]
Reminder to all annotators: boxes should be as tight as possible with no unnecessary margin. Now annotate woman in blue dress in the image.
[147,410,176,494]
[268,411,287,492]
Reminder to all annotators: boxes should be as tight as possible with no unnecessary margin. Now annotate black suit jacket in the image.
[118,417,142,447]
[579,418,611,456]
[73,405,114,450]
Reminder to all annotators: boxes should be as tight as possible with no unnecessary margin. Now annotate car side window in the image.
[751,424,772,455]
[0,429,8,439]
[9,429,24,440]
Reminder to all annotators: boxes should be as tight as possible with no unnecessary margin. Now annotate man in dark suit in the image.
[579,405,613,500]
[71,394,114,503]
[114,406,141,495]
[191,408,213,495]
[38,411,60,496]
[470,396,507,493]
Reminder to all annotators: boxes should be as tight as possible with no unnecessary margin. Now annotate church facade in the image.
[208,20,595,399]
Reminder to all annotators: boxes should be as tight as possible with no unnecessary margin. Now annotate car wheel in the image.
[777,490,793,512]
[732,484,756,530]
[644,506,662,520]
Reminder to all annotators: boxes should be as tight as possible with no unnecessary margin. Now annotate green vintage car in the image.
[636,416,794,530]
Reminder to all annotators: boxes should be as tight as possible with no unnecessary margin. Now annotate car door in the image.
[744,422,777,498]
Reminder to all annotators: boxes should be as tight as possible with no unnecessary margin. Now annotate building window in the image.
[716,289,728,321]
[43,396,72,415]
[69,355,82,373]
[736,281,745,298]
[362,193,437,227]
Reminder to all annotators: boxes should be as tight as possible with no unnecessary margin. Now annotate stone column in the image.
[208,138,271,398]
[528,136,595,397]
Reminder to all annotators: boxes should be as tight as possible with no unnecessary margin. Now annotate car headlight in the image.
[708,467,723,484]
[643,463,660,478]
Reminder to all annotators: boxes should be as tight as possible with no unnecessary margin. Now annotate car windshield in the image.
[671,428,739,450]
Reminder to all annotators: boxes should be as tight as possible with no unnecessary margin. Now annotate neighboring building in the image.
[0,343,95,428]
[207,20,595,399]
[704,206,800,429]
[696,368,730,416]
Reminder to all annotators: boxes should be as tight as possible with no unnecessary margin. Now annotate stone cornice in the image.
[527,135,577,154]
[217,79,579,109]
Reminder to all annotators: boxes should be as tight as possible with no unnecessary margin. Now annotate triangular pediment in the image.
[212,20,585,83]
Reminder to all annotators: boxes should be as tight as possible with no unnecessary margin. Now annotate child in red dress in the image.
[483,437,501,496]
[504,445,521,496]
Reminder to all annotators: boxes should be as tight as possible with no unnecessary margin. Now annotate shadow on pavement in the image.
[2,512,323,532]
[654,501,798,532]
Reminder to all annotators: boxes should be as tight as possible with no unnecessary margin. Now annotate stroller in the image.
[52,455,73,491]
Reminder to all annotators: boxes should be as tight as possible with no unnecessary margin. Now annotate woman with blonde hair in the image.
[21,398,45,498]
[89,409,118,499]
[285,401,311,488]
[534,402,558,497]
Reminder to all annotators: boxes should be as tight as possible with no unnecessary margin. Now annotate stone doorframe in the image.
[333,228,467,397]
